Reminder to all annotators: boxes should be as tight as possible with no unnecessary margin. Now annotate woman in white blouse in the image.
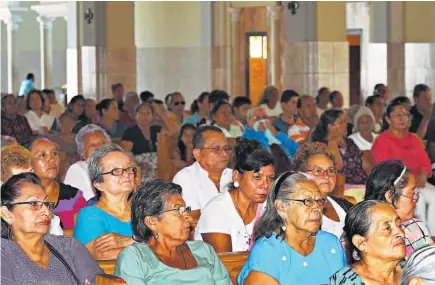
[24,89,54,135]
[195,137,275,252]
[348,106,378,151]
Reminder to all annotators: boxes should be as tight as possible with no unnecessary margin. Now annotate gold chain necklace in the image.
[231,191,252,246]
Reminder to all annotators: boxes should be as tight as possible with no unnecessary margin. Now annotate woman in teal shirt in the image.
[115,180,232,285]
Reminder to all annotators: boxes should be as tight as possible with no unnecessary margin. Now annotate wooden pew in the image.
[63,228,73,237]
[96,250,249,285]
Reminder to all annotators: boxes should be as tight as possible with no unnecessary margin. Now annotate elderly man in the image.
[119,91,140,127]
[64,124,111,201]
[288,95,318,145]
[243,106,298,159]
[173,125,233,223]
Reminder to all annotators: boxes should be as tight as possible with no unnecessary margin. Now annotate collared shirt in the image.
[24,110,54,133]
[288,119,311,145]
[64,161,95,201]
[1,112,33,144]
[172,161,233,211]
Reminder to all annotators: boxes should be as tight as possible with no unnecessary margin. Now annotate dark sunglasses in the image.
[174,101,185,106]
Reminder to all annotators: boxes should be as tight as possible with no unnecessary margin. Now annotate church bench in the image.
[96,250,249,285]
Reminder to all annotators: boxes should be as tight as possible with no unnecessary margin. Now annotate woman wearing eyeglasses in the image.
[372,101,435,234]
[74,144,136,260]
[115,180,232,285]
[365,160,433,257]
[292,142,354,239]
[1,173,103,284]
[237,171,346,285]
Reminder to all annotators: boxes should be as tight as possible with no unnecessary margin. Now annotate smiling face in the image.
[1,183,51,237]
[136,104,154,126]
[387,105,410,132]
[30,138,59,180]
[29,92,43,112]
[236,164,275,204]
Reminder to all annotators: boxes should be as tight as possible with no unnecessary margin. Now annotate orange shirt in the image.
[288,119,310,145]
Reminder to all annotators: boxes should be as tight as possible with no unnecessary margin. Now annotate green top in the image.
[115,240,232,285]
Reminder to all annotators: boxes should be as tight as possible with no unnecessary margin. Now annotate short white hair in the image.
[75,124,111,159]
[246,106,265,121]
[123,91,139,103]
[400,244,435,285]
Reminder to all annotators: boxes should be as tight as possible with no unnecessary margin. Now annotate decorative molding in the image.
[267,5,282,21]
[0,6,27,27]
[228,7,241,22]
[31,2,67,19]
[37,16,55,30]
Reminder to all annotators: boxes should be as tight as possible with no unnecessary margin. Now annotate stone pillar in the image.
[37,16,55,89]
[267,5,281,89]
[228,7,241,98]
[282,1,349,107]
[66,1,82,97]
[4,17,21,94]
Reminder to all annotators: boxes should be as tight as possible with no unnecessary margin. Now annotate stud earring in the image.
[155,233,159,240]
[233,181,239,188]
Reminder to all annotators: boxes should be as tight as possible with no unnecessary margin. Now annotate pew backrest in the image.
[96,274,126,285]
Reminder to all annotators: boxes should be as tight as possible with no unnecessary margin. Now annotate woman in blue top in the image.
[237,171,346,285]
[74,144,136,260]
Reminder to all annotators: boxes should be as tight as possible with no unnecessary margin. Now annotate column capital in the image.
[4,15,22,31]
[228,7,241,22]
[267,5,281,21]
[31,2,67,19]
[37,15,55,29]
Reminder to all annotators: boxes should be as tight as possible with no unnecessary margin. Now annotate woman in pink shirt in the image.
[372,101,435,234]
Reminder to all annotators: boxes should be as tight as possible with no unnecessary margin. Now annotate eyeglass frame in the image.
[161,206,192,216]
[197,145,233,154]
[400,192,420,202]
[306,168,337,177]
[2,200,56,211]
[281,198,327,207]
[98,166,138,177]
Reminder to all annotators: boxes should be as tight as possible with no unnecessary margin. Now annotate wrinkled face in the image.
[390,173,417,221]
[94,151,136,196]
[136,105,153,126]
[415,90,432,111]
[300,97,317,120]
[214,104,234,128]
[358,114,374,134]
[248,107,269,126]
[153,194,193,243]
[59,114,75,134]
[282,96,299,114]
[279,180,324,234]
[235,103,252,122]
[305,154,336,194]
[332,92,344,108]
[181,128,195,146]
[1,183,51,237]
[31,139,59,180]
[103,101,120,121]
[193,131,230,172]
[85,100,97,117]
[29,92,42,112]
[124,95,140,113]
[170,94,186,115]
[358,204,405,262]
[71,99,85,117]
[83,131,110,160]
[387,105,409,131]
[2,96,18,115]
[236,165,275,203]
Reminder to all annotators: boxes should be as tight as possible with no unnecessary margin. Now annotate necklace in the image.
[231,191,253,247]
[149,243,187,269]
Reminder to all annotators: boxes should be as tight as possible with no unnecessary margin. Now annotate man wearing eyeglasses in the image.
[173,125,233,223]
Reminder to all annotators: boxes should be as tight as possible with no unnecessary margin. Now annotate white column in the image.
[4,16,21,94]
[228,7,241,98]
[66,1,82,97]
[37,16,55,89]
[267,5,281,89]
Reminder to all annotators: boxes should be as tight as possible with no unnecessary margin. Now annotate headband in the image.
[393,166,407,186]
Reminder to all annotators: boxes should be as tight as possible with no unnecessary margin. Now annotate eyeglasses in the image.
[282,198,327,207]
[306,168,337,177]
[174,101,185,106]
[98,166,137,177]
[253,116,268,121]
[162,206,192,216]
[400,192,420,202]
[199,145,233,154]
[3,201,55,211]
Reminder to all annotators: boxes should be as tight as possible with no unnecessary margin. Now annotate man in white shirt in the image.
[173,125,233,223]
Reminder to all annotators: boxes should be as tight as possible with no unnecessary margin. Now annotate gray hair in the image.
[353,106,375,133]
[87,144,127,185]
[254,171,312,240]
[246,106,264,122]
[75,124,111,159]
[123,91,139,103]
[400,244,435,285]
[1,136,18,148]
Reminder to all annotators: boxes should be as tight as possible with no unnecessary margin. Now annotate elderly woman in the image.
[312,109,367,190]
[115,180,232,285]
[237,171,346,285]
[29,137,86,229]
[64,124,111,201]
[348,106,378,151]
[1,94,33,145]
[258,85,281,118]
[73,144,135,260]
[400,244,435,285]
[330,200,406,285]
[24,89,54,135]
[211,100,244,138]
[1,173,103,284]
[372,101,435,234]
[122,103,162,182]
[292,142,354,239]
[365,160,433,257]
[195,138,275,252]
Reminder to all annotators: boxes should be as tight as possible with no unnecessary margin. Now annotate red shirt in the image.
[372,130,431,177]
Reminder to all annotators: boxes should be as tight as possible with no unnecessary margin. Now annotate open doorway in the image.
[348,30,362,105]
[245,32,267,106]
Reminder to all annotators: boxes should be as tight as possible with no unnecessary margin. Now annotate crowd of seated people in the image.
[2,82,435,285]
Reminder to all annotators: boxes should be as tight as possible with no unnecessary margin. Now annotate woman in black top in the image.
[122,103,162,182]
